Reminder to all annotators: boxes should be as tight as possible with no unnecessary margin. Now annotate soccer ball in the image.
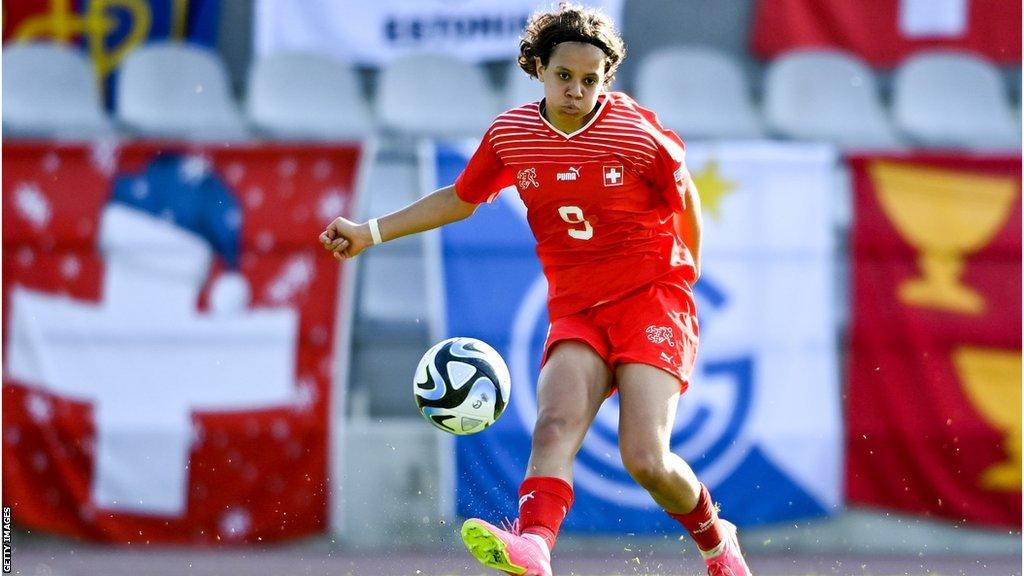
[413,337,511,435]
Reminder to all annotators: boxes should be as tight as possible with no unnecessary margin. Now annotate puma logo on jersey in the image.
[556,166,581,181]
[660,351,674,364]
[646,325,675,347]
[519,491,536,509]
[517,168,539,189]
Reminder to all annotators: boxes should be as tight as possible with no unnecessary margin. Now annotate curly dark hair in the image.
[518,2,626,86]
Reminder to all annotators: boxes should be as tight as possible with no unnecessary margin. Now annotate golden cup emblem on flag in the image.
[870,161,1018,315]
[952,347,1022,491]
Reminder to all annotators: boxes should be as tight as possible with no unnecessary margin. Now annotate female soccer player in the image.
[319,3,752,575]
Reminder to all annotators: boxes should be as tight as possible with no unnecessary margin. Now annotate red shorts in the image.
[541,277,700,392]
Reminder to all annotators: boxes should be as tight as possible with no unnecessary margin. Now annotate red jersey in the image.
[454,91,696,319]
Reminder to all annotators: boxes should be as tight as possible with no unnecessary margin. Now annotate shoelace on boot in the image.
[499,517,521,535]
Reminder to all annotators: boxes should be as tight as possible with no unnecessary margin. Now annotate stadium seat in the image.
[505,62,544,109]
[763,49,903,150]
[2,43,114,139]
[246,52,374,140]
[117,42,249,141]
[357,155,428,323]
[351,153,431,416]
[1005,66,1021,106]
[892,50,1020,150]
[375,53,498,138]
[617,0,758,94]
[635,47,764,139]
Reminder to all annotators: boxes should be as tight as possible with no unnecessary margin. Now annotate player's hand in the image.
[319,217,372,260]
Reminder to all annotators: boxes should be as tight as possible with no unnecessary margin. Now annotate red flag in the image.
[2,142,361,542]
[751,0,1021,65]
[846,153,1021,528]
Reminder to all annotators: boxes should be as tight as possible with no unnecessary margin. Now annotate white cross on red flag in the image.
[2,142,361,543]
[603,164,624,187]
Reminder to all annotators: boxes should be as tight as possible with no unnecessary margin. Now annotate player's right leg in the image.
[462,340,612,576]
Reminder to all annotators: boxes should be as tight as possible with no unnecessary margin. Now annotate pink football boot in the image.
[461,518,552,576]
[702,519,752,576]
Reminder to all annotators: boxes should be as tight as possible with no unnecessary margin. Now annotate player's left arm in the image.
[649,118,702,280]
[675,173,702,280]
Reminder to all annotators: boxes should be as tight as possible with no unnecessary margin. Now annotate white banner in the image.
[255,0,625,65]
[432,140,844,530]
[684,142,842,512]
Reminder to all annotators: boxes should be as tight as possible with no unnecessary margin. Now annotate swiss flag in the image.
[2,142,360,543]
[751,0,1021,65]
[603,164,624,187]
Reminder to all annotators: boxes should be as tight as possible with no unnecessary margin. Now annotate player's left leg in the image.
[616,363,752,576]
[616,363,699,510]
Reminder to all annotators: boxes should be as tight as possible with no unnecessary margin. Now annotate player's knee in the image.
[532,411,585,453]
[620,449,670,491]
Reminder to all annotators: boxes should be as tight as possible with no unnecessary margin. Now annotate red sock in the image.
[518,476,573,551]
[667,484,725,552]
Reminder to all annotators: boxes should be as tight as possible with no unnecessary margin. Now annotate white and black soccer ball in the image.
[413,337,511,435]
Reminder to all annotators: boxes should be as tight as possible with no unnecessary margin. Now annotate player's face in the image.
[536,41,606,132]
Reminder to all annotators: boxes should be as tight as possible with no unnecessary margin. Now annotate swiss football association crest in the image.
[517,168,539,189]
[645,325,675,347]
[603,164,624,187]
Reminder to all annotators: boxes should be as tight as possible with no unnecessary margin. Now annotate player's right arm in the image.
[319,184,476,260]
[322,124,511,260]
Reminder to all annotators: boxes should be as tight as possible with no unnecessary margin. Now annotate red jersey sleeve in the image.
[631,98,689,213]
[653,133,689,213]
[453,129,514,204]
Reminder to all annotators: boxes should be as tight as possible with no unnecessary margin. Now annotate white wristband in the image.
[368,218,383,245]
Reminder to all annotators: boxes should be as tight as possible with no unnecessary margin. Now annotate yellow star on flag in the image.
[691,160,737,221]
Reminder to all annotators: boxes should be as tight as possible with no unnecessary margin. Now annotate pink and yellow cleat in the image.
[461,518,553,576]
[702,519,752,576]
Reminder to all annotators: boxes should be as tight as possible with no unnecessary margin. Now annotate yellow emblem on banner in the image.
[953,347,1022,491]
[691,160,737,221]
[870,161,1018,315]
[11,0,156,86]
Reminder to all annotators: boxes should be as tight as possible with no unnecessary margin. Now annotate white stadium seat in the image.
[246,52,373,140]
[117,42,249,141]
[2,43,114,139]
[893,50,1020,151]
[505,62,545,109]
[375,53,498,138]
[635,47,764,139]
[764,49,903,150]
